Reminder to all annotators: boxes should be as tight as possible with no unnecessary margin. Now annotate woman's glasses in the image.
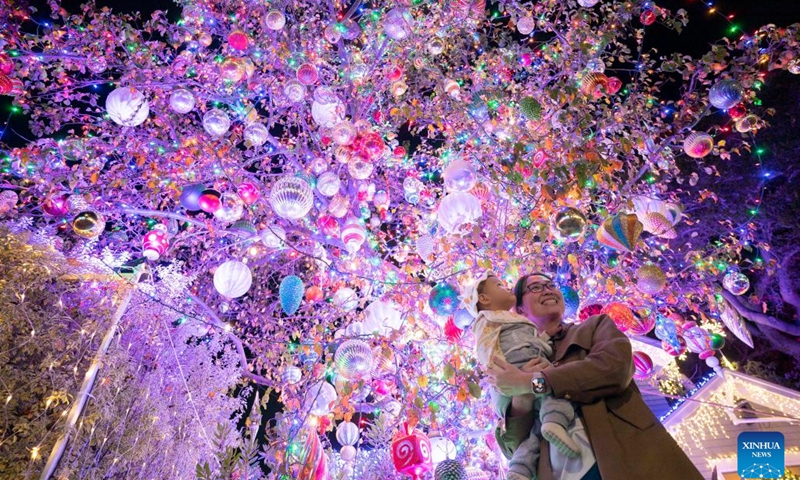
[525,281,558,294]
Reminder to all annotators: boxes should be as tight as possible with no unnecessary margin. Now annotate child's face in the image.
[479,275,516,311]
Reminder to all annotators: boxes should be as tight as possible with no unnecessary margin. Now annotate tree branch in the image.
[754,323,800,357]
[721,289,800,336]
[778,247,800,310]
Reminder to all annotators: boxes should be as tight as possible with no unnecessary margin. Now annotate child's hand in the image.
[486,356,536,397]
[519,356,547,373]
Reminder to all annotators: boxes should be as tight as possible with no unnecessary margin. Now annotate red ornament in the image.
[198,190,222,213]
[640,9,657,25]
[0,54,13,75]
[227,30,250,51]
[236,182,260,204]
[391,422,433,480]
[305,285,324,303]
[632,351,654,380]
[728,103,746,119]
[142,225,169,260]
[0,74,13,95]
[443,317,463,343]
[601,302,637,332]
[578,303,603,323]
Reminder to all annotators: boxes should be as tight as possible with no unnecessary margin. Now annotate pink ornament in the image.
[386,64,404,82]
[142,225,169,260]
[297,63,319,85]
[341,218,366,254]
[0,54,13,75]
[683,132,713,158]
[683,326,712,354]
[662,336,687,356]
[391,423,433,480]
[317,214,340,237]
[532,149,548,168]
[42,194,71,217]
[237,182,260,205]
[628,311,656,336]
[0,74,13,95]
[606,76,622,94]
[198,190,222,213]
[632,351,654,380]
[227,30,249,50]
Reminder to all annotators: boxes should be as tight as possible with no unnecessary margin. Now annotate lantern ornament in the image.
[142,224,169,260]
[213,260,252,298]
[341,217,367,255]
[392,422,433,480]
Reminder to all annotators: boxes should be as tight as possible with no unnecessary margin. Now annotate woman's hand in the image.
[486,356,544,396]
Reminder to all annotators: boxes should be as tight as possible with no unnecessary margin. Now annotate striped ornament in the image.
[632,351,654,380]
[596,213,643,252]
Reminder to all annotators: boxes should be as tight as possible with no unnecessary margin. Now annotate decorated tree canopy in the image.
[1,0,800,477]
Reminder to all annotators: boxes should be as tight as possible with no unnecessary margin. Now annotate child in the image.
[463,273,580,480]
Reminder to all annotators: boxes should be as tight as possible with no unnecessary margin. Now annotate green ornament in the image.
[519,96,542,120]
[435,459,468,480]
[709,333,725,350]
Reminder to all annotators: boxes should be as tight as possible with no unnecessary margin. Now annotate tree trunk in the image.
[720,289,800,336]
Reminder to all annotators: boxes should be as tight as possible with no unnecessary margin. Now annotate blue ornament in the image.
[709,79,744,110]
[179,183,206,211]
[655,314,680,350]
[453,308,474,329]
[429,282,460,316]
[279,275,304,315]
[560,285,580,318]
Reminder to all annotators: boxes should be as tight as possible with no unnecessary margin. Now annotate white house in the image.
[659,369,800,480]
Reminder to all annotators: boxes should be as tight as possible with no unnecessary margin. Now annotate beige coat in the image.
[495,314,704,480]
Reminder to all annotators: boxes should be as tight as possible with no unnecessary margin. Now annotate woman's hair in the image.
[513,272,554,308]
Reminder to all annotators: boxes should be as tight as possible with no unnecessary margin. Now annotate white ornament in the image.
[333,287,359,312]
[213,260,252,298]
[106,87,149,127]
[437,192,482,234]
[244,123,269,146]
[304,381,337,416]
[261,225,287,249]
[203,108,231,137]
[169,88,195,114]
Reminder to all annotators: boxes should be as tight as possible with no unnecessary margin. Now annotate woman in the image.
[486,273,703,480]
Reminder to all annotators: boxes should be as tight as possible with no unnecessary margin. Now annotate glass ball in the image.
[316,171,341,197]
[312,96,345,127]
[203,109,231,137]
[428,38,445,55]
[106,86,149,127]
[437,192,482,234]
[577,0,599,6]
[281,366,302,385]
[220,57,245,82]
[244,123,269,146]
[683,131,713,158]
[270,175,314,220]
[198,190,222,213]
[341,218,366,254]
[42,193,70,217]
[213,260,252,298]
[72,210,105,239]
[328,195,350,218]
[348,157,374,180]
[551,207,587,243]
[227,30,249,50]
[296,63,318,85]
[88,55,107,74]
[261,225,286,249]
[265,10,286,30]
[213,193,244,223]
[335,339,374,380]
[601,302,637,332]
[709,79,744,110]
[333,287,359,312]
[635,264,667,295]
[384,7,414,40]
[330,121,357,146]
[169,88,195,114]
[304,381,337,416]
[283,79,306,103]
[310,157,329,175]
[429,282,460,316]
[443,159,477,192]
[723,271,750,295]
[516,16,535,35]
[735,114,759,133]
[324,24,342,43]
[586,58,605,73]
[789,59,800,75]
[391,81,408,97]
[340,19,361,40]
[179,183,206,211]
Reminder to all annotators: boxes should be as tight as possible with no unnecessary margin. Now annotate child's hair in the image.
[513,272,554,308]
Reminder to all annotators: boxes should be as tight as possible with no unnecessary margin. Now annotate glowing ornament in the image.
[142,225,169,260]
[341,218,366,254]
[227,30,249,50]
[336,422,360,447]
[281,366,302,385]
[198,190,222,213]
[519,96,542,120]
[324,24,341,43]
[596,213,643,252]
[244,123,269,146]
[735,114,759,133]
[169,89,195,113]
[632,351,654,380]
[429,437,456,464]
[655,314,681,350]
[428,38,445,55]
[265,10,286,30]
[0,54,12,75]
[317,214,340,237]
[311,91,345,127]
[709,79,744,110]
[723,271,750,295]
[42,194,70,217]
[601,303,637,333]
[335,339,374,380]
[304,381,337,416]
[443,159,477,192]
[662,336,687,356]
[220,57,245,82]
[328,195,350,218]
[435,459,468,480]
[260,225,286,249]
[392,81,409,97]
[443,79,461,99]
[683,131,714,158]
[341,19,361,40]
[683,326,712,355]
[581,72,608,98]
[348,157,374,180]
[709,333,725,350]
[279,275,304,315]
[728,103,747,119]
[560,285,580,318]
[106,87,149,127]
[552,207,588,243]
[635,264,667,294]
[331,121,357,146]
[305,285,324,303]
[210,193,242,223]
[363,300,403,335]
[213,260,252,298]
[606,76,622,94]
[179,184,206,211]
[516,16,535,35]
[384,8,414,40]
[333,287,359,312]
[437,192,482,234]
[577,0,599,7]
[284,80,306,103]
[270,175,314,220]
[639,9,656,25]
[429,282,460,316]
[297,63,319,85]
[203,109,231,137]
[629,311,656,336]
[236,182,260,205]
[391,423,433,480]
[789,59,800,75]
[579,303,603,323]
[72,211,105,239]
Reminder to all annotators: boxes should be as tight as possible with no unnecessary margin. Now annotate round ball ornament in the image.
[169,88,195,114]
[429,282,460,316]
[304,381,337,416]
[270,175,314,220]
[213,260,252,298]
[244,123,269,146]
[577,0,599,6]
[330,121,357,146]
[265,10,286,30]
[709,79,744,110]
[560,285,580,318]
[629,310,656,336]
[384,8,414,40]
[283,79,306,103]
[106,87,149,127]
[683,326,712,354]
[261,225,286,248]
[632,351,654,380]
[437,192,482,234]
[333,287,359,312]
[435,459,468,480]
[552,207,588,243]
[142,225,169,260]
[220,57,245,82]
[0,54,13,75]
[236,182,260,205]
[203,109,231,137]
[723,271,750,295]
[281,366,302,385]
[179,183,206,211]
[198,189,222,213]
[341,218,367,255]
[601,303,637,333]
[42,193,70,217]
[635,264,667,295]
[662,336,687,356]
[735,114,759,133]
[578,303,603,323]
[311,95,345,128]
[296,63,319,85]
[336,421,360,447]
[72,211,105,239]
[227,30,249,50]
[683,132,713,158]
[443,159,478,192]
[516,16,535,35]
[279,275,305,315]
[709,333,725,350]
[640,9,657,25]
[335,339,374,380]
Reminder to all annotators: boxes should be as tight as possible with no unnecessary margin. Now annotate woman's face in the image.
[518,274,565,325]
